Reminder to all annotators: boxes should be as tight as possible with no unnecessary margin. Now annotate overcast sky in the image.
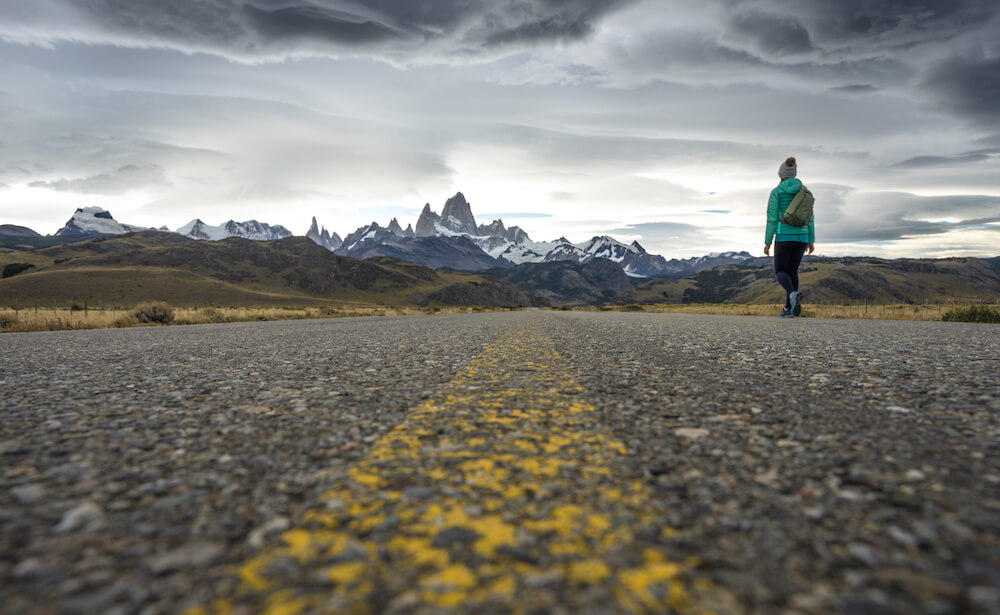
[1,0,998,258]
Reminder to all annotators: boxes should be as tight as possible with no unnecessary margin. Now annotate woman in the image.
[764,157,815,317]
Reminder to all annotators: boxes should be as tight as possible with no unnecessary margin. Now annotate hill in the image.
[633,256,1000,304]
[484,259,634,306]
[0,232,535,308]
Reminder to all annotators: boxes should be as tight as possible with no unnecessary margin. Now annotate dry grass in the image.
[0,304,509,333]
[570,299,998,322]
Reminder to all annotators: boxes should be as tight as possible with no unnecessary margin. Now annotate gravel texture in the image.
[1,310,998,614]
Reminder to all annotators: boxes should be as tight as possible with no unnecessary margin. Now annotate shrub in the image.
[0,313,17,328]
[2,263,35,278]
[942,305,1000,323]
[70,302,85,312]
[129,302,175,324]
[200,307,227,323]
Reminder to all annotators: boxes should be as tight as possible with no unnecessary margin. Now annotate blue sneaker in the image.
[780,307,793,318]
[790,291,802,317]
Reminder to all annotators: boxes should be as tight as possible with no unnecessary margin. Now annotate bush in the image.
[0,314,17,328]
[2,263,35,278]
[200,307,228,323]
[70,302,85,312]
[129,302,175,324]
[942,305,1000,323]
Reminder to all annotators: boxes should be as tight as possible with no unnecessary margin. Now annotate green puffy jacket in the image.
[765,178,815,245]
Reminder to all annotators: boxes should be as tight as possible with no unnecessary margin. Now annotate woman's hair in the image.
[784,157,796,168]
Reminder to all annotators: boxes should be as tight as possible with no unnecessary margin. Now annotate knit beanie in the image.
[778,157,797,180]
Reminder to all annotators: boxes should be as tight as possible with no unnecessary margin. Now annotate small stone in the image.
[386,591,420,613]
[674,427,710,441]
[432,526,480,547]
[10,484,45,505]
[401,486,433,500]
[848,543,879,567]
[148,542,224,575]
[247,516,290,549]
[56,501,104,533]
[886,405,912,414]
[904,469,926,482]
[11,558,57,580]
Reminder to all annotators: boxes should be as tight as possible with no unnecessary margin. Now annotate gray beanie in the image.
[778,156,797,180]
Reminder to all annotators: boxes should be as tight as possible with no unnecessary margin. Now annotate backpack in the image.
[779,186,814,227]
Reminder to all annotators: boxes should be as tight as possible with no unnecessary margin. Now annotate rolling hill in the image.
[633,257,1000,305]
[0,232,535,308]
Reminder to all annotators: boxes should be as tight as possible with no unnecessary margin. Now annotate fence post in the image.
[52,299,56,315]
[85,299,88,317]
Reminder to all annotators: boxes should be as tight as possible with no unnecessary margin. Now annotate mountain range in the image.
[0,232,538,308]
[2,196,767,278]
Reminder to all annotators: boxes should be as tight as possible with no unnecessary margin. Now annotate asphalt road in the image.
[1,310,998,615]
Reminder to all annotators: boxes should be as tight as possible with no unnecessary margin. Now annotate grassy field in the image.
[0,304,508,333]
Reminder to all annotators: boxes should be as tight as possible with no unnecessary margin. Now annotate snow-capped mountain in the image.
[329,193,696,277]
[55,207,152,236]
[306,217,343,251]
[177,219,292,241]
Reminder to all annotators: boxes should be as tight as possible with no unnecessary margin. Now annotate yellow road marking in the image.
[186,320,727,614]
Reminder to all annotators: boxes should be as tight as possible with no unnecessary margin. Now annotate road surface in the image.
[1,310,998,614]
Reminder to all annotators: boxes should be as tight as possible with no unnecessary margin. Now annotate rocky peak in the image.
[441,192,477,235]
[415,203,440,237]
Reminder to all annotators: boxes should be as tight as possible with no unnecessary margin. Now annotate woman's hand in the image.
[807,243,815,254]
[764,244,770,256]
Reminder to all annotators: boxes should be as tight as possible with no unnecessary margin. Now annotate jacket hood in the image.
[777,178,802,194]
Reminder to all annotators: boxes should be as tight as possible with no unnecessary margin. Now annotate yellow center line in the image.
[186,319,730,615]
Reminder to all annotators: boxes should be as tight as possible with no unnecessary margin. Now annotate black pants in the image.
[773,241,807,309]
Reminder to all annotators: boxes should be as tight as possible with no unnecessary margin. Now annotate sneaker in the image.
[790,291,803,317]
[780,307,793,318]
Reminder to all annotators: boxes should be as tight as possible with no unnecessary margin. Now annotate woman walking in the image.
[764,157,815,317]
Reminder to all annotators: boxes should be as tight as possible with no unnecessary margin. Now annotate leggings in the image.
[773,241,807,309]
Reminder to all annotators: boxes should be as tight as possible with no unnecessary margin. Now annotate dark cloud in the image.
[28,163,170,194]
[791,0,998,52]
[241,5,405,46]
[892,149,1000,168]
[0,0,635,62]
[829,84,879,95]
[923,56,1000,124]
[722,10,814,59]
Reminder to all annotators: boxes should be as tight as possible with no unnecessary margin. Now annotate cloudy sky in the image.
[1,0,998,258]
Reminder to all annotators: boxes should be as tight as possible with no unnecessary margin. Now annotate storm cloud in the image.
[0,0,635,62]
[0,0,997,256]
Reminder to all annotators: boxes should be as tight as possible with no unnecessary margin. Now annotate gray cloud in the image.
[819,190,1000,243]
[923,56,1000,124]
[892,149,1000,168]
[721,10,814,60]
[829,84,879,95]
[29,163,170,194]
[0,0,635,62]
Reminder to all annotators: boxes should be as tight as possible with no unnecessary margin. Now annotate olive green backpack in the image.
[779,186,814,227]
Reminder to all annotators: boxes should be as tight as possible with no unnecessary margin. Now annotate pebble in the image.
[10,483,44,505]
[55,501,105,533]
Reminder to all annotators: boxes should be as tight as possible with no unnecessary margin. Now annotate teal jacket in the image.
[765,177,815,245]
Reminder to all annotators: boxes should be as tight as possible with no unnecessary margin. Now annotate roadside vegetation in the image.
[0,303,511,333]
[568,299,1000,322]
[941,305,1000,323]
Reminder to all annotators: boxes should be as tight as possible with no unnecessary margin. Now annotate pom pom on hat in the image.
[779,156,797,179]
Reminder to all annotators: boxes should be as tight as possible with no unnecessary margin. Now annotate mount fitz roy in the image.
[35,195,767,278]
